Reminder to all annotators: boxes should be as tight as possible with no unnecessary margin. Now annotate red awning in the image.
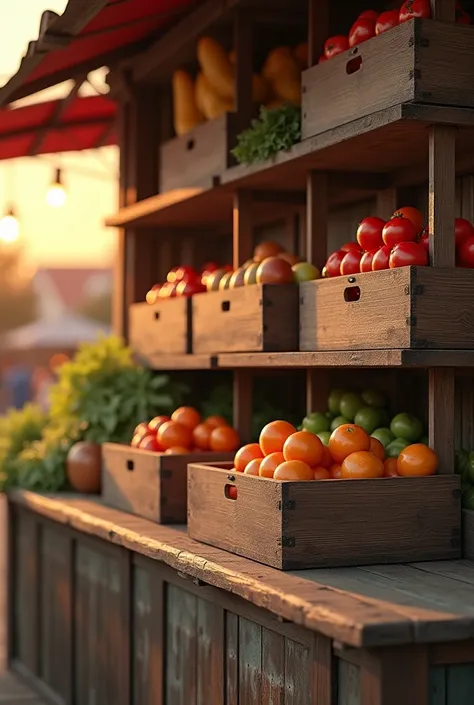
[0,0,199,107]
[0,95,117,160]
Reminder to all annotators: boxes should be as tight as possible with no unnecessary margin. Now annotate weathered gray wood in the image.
[338,661,361,705]
[447,664,474,705]
[197,598,224,705]
[428,667,446,705]
[14,511,38,675]
[239,618,262,705]
[132,564,163,705]
[226,612,239,705]
[261,629,285,705]
[285,639,310,705]
[165,584,197,705]
[411,560,474,587]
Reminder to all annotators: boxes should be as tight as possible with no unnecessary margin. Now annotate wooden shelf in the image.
[141,349,474,370]
[106,103,474,230]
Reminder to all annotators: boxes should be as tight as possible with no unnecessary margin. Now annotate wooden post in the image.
[232,10,254,149]
[430,0,456,21]
[429,368,455,473]
[308,0,329,66]
[233,370,253,443]
[376,189,398,220]
[428,125,456,266]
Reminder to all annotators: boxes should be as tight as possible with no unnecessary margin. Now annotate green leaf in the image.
[232,104,301,165]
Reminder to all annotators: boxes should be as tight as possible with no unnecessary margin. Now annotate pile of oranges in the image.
[234,421,439,480]
[131,406,240,455]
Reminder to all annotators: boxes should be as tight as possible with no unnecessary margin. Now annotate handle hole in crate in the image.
[186,138,195,151]
[224,484,238,500]
[344,286,360,302]
[154,311,160,321]
[126,460,135,472]
[346,55,362,75]
[221,300,231,312]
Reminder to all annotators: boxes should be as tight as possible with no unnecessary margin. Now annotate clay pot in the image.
[66,442,102,494]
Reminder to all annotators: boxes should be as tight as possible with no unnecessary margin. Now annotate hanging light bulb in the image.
[0,205,20,243]
[46,167,67,208]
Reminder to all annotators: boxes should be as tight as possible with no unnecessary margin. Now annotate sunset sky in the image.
[0,0,118,267]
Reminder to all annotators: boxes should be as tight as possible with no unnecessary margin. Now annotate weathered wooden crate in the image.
[187,462,461,570]
[299,267,474,351]
[192,284,299,354]
[302,19,474,138]
[102,443,233,524]
[160,113,236,192]
[129,297,192,359]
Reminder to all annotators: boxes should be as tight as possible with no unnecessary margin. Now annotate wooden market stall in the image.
[6,0,474,703]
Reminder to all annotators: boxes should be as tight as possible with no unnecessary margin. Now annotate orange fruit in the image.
[244,458,263,476]
[369,437,386,461]
[392,206,424,235]
[330,463,342,479]
[192,423,213,451]
[283,431,323,467]
[320,445,333,469]
[397,444,438,477]
[158,421,192,450]
[259,420,297,456]
[384,458,399,477]
[312,466,331,480]
[274,460,314,481]
[210,426,240,452]
[171,406,201,430]
[148,415,170,433]
[253,240,284,262]
[329,424,371,463]
[234,443,263,472]
[164,446,189,455]
[259,452,284,478]
[341,451,384,479]
[205,415,229,429]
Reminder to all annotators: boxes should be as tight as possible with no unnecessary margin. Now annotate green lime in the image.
[302,412,330,435]
[462,486,474,510]
[339,392,364,421]
[371,427,395,449]
[328,389,346,415]
[317,431,331,446]
[330,415,350,432]
[354,407,385,435]
[386,438,410,459]
[390,413,423,443]
[361,389,388,408]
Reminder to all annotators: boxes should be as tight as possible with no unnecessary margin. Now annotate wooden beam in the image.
[308,0,329,66]
[430,0,456,21]
[429,125,456,266]
[233,9,254,137]
[428,368,455,473]
[232,190,254,268]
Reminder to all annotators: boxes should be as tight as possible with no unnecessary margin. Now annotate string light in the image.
[0,205,20,244]
[46,167,67,208]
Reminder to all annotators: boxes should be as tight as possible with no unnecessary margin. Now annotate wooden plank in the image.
[307,0,329,66]
[428,368,456,474]
[136,353,216,371]
[306,171,328,267]
[132,562,164,705]
[429,667,446,705]
[311,634,332,705]
[375,647,429,705]
[226,612,239,705]
[285,638,310,705]
[429,125,456,267]
[239,618,262,705]
[261,628,285,704]
[338,660,361,705]
[430,0,456,21]
[165,584,197,705]
[13,510,39,676]
[411,560,474,587]
[233,190,254,269]
[430,640,474,666]
[446,664,474,704]
[233,369,253,443]
[197,598,224,705]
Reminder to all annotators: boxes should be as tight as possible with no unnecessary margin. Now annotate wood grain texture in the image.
[338,660,361,705]
[429,369,455,474]
[188,464,460,569]
[302,20,474,139]
[165,584,197,705]
[192,284,299,354]
[132,564,164,705]
[429,125,456,267]
[226,612,239,705]
[196,597,224,705]
[300,267,474,351]
[463,510,474,560]
[102,443,233,524]
[12,492,474,649]
[12,509,39,676]
[129,297,192,357]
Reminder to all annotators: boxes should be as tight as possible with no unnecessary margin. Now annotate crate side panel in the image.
[130,298,190,358]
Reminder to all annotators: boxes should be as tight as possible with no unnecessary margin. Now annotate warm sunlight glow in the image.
[0,213,20,243]
[46,183,67,208]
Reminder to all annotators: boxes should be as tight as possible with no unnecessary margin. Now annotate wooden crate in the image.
[160,113,236,192]
[299,266,474,351]
[192,284,299,354]
[302,19,474,138]
[129,297,192,358]
[102,443,234,524]
[187,462,461,570]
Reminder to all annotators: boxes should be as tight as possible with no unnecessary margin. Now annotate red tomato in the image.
[356,217,385,252]
[360,251,375,272]
[399,0,431,22]
[372,246,392,271]
[456,1,471,23]
[340,250,363,275]
[175,265,198,282]
[455,218,474,248]
[325,251,345,277]
[420,230,431,253]
[324,36,349,59]
[376,10,400,34]
[318,55,328,63]
[349,18,376,47]
[458,236,474,267]
[175,279,206,297]
[340,242,362,253]
[382,217,417,248]
[389,242,429,268]
[358,9,379,21]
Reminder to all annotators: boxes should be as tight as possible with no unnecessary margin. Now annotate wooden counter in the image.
[7,491,474,705]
